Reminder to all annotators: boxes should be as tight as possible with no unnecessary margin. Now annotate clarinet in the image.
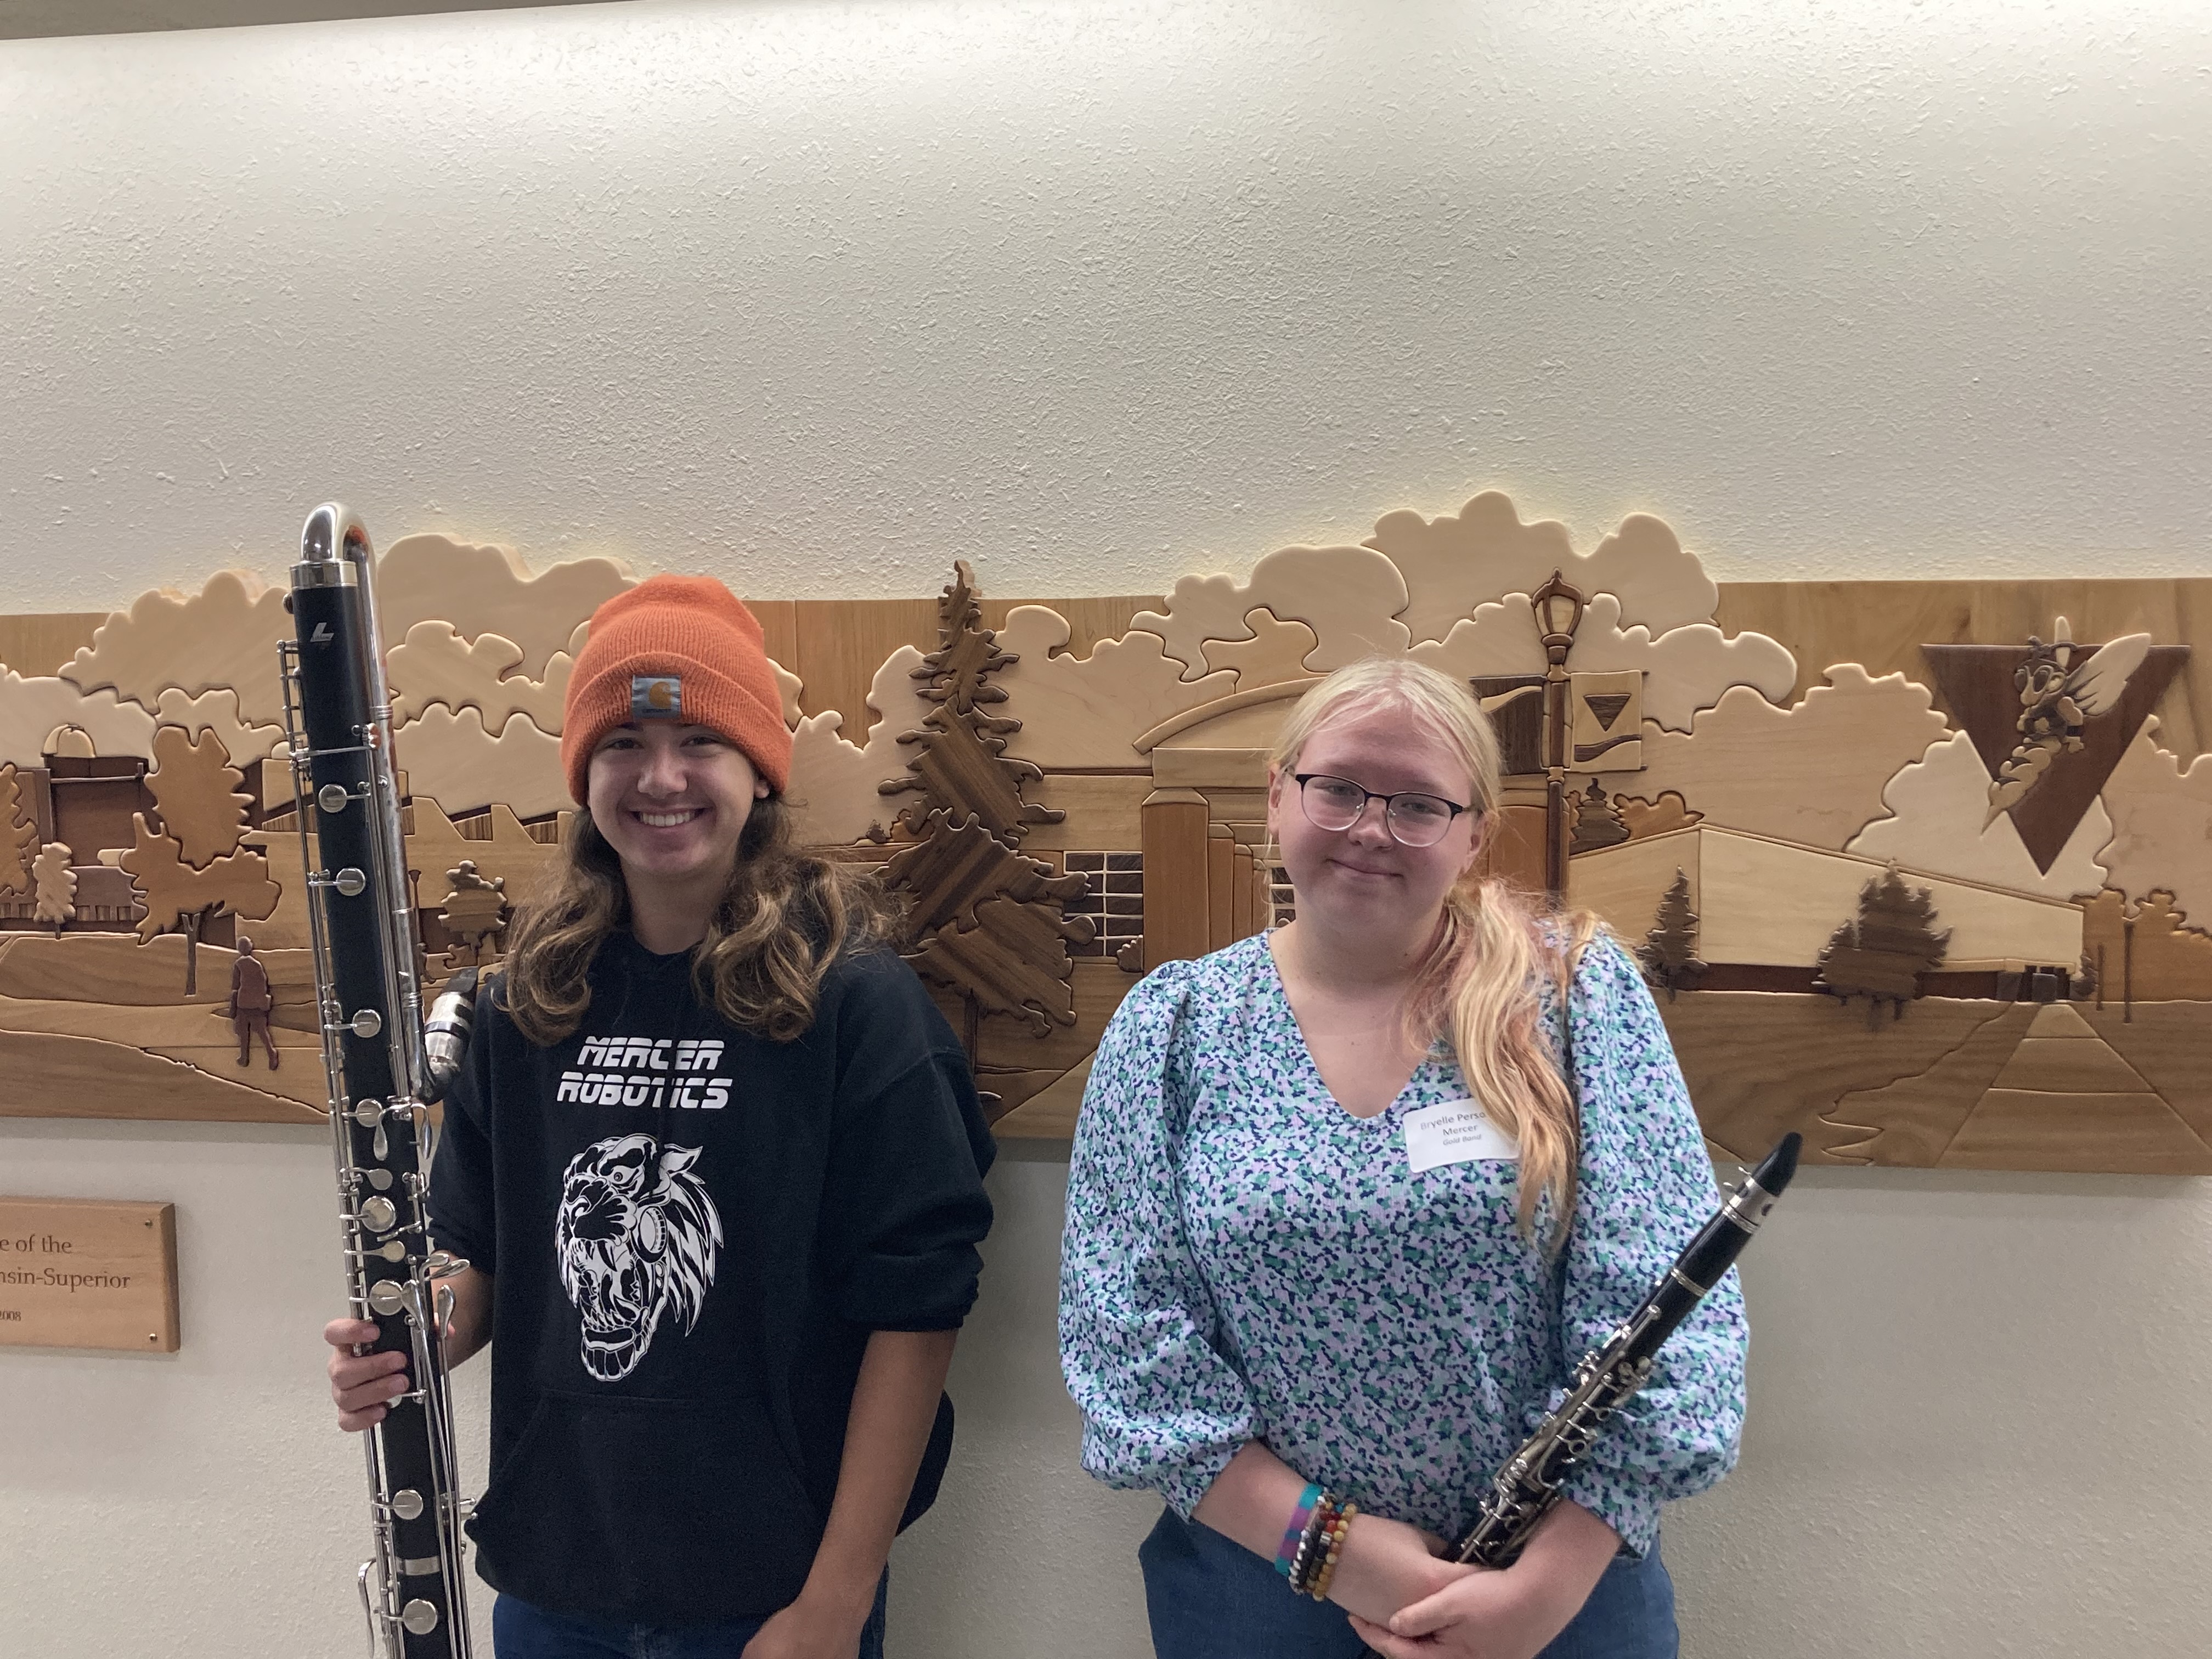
[1451,1132,1802,1568]
[281,503,481,1659]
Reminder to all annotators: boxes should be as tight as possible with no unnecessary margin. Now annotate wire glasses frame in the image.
[1291,772,1472,848]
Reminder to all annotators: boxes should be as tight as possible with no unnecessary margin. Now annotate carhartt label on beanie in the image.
[561,576,793,804]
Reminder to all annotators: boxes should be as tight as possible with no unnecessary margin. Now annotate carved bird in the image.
[1985,618,2151,822]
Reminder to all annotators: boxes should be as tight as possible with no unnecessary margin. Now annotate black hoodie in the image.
[427,936,996,1623]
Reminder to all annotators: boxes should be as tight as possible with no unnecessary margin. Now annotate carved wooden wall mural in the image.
[1,489,2207,1175]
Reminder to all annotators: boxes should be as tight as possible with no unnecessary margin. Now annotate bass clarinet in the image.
[281,503,482,1658]
[1452,1131,1802,1568]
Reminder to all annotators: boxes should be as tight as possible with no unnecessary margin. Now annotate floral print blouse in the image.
[1057,931,1746,1558]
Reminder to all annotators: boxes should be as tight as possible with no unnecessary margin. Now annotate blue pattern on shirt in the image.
[1057,930,1746,1557]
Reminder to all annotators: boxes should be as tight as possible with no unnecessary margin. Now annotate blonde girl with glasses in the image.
[1059,658,1746,1659]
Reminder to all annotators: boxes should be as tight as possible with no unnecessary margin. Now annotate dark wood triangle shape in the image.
[1920,642,2190,874]
[1584,692,1633,732]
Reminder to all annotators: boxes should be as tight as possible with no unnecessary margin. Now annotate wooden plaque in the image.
[0,1197,179,1352]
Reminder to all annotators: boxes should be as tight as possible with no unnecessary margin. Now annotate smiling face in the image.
[1266,702,1486,939]
[586,720,769,895]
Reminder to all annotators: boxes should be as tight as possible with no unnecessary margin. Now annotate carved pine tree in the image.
[878,564,1096,1068]
[1815,865,1949,1025]
[1638,869,1706,1000]
[1569,778,1629,855]
[878,561,1062,844]
[881,771,1096,1040]
[0,763,38,899]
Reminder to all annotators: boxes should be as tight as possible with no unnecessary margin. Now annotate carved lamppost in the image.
[1530,569,1587,905]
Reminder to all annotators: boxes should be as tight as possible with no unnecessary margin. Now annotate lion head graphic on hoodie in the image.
[555,1133,723,1382]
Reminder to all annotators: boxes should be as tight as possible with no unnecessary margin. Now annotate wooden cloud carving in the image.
[1367,493,1723,640]
[2100,729,2212,931]
[0,672,157,766]
[64,570,292,729]
[1134,544,1412,681]
[1413,592,1796,731]
[374,535,629,677]
[1636,668,1949,851]
[991,611,1234,770]
[1848,732,2112,902]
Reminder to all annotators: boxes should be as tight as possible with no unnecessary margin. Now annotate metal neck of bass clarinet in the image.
[284,503,475,1659]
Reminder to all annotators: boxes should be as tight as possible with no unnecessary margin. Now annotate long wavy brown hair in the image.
[499,794,897,1046]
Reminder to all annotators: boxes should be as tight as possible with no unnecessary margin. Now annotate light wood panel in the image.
[1717,577,2212,760]
[1023,774,1148,851]
[1658,991,2020,1163]
[788,594,1155,731]
[0,1026,321,1124]
[0,614,106,678]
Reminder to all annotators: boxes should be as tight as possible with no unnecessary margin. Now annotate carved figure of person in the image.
[225,934,279,1070]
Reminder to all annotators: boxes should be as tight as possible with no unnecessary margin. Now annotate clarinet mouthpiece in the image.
[1754,1132,1802,1197]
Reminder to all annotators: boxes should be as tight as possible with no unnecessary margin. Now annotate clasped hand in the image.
[1334,1517,1583,1659]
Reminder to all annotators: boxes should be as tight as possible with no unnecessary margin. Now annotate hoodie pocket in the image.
[469,1388,819,1622]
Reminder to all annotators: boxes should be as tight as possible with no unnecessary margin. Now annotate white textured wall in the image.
[3,3,2211,1656]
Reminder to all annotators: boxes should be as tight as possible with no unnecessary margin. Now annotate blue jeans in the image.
[1139,1509,1678,1659]
[491,1575,888,1659]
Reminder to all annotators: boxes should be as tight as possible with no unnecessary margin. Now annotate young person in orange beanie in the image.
[323,574,996,1659]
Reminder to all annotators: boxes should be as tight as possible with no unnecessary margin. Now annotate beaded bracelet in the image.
[1274,1482,1323,1578]
[1287,1494,1329,1592]
[1302,1499,1357,1601]
[1288,1491,1346,1596]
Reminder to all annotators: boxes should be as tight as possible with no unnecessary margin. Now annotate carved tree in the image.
[1638,869,1706,1001]
[883,813,1094,1039]
[878,561,1063,844]
[32,843,75,934]
[145,724,252,868]
[1815,865,1950,1026]
[119,814,280,995]
[120,727,272,992]
[1569,778,1629,855]
[877,564,1094,1076]
[0,763,38,899]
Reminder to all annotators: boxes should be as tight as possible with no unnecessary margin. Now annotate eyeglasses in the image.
[1292,773,1472,848]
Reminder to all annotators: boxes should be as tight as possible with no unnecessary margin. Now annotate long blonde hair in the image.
[499,794,897,1046]
[1269,658,1599,1246]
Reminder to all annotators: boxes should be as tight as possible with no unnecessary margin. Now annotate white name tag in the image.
[1403,1098,1519,1172]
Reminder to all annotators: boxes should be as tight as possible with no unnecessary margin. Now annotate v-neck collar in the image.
[1257,929,1442,1127]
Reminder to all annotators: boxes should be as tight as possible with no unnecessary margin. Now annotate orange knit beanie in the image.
[561,575,793,805]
